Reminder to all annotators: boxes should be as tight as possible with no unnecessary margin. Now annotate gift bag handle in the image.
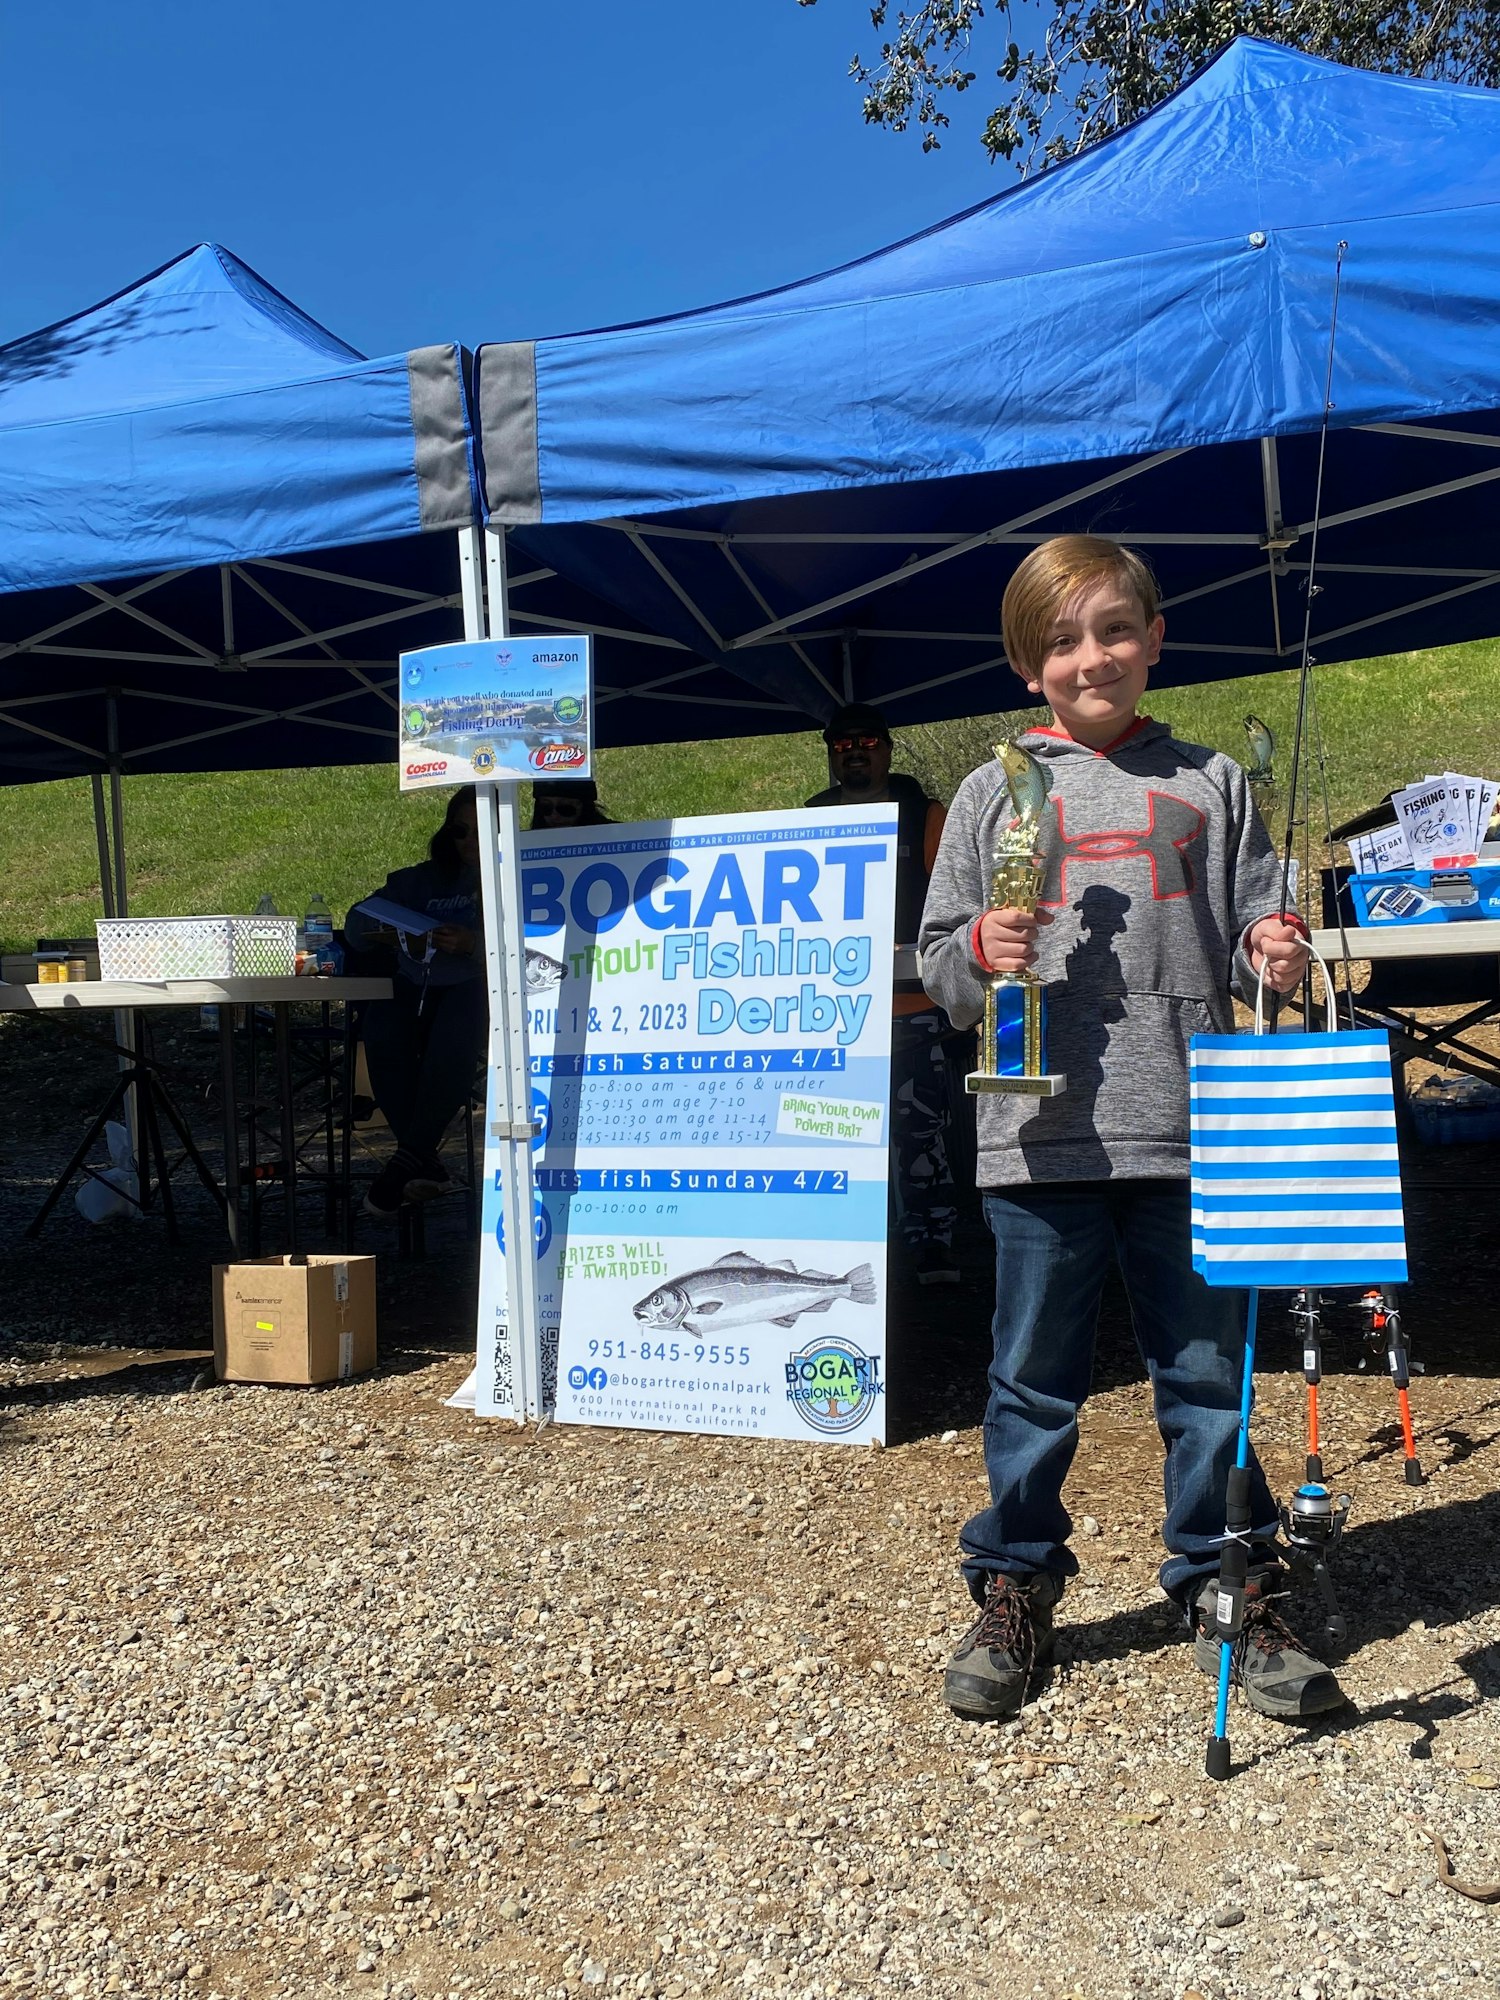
[1253,935,1338,1035]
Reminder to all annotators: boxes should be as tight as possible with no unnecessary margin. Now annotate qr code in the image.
[490,1320,559,1418]
[491,1326,513,1414]
[540,1323,559,1409]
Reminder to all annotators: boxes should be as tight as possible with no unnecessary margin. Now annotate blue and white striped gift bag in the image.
[1189,1028,1407,1289]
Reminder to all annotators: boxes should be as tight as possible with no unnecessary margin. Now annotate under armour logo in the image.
[1040,791,1206,904]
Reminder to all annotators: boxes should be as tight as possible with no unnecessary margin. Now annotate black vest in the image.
[805,770,936,947]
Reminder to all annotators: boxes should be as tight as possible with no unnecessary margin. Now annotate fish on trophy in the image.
[524,949,566,994]
[633,1252,878,1334]
[1243,714,1276,782]
[997,739,1054,829]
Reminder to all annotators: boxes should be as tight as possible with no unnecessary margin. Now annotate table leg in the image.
[219,1008,241,1255]
[341,1006,356,1252]
[321,1000,337,1236]
[137,1070,180,1246]
[275,1004,299,1254]
[25,1076,133,1238]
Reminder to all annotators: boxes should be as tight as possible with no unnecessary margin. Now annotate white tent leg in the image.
[460,524,543,1420]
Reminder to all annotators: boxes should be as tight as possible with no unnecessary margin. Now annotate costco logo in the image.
[404,759,449,778]
[531,743,587,771]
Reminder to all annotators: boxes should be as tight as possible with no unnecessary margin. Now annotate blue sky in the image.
[1,1,1009,355]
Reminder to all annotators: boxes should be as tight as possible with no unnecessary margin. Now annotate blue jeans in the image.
[960,1179,1280,1607]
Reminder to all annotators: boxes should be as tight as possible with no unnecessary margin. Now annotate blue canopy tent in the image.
[0,241,697,923]
[477,39,1500,738]
[0,243,488,794]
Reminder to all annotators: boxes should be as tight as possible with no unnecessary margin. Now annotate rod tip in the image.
[1206,1737,1232,1783]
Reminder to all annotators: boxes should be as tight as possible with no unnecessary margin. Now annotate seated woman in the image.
[344,788,486,1217]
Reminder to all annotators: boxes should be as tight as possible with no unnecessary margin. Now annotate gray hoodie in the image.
[919,718,1289,1186]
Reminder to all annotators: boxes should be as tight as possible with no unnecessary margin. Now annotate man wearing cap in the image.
[807,703,960,1286]
[529,779,615,831]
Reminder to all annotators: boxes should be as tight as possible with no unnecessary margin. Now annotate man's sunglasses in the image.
[829,733,886,753]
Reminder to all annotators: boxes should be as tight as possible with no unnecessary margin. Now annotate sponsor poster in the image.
[473,808,897,1444]
[397,636,593,790]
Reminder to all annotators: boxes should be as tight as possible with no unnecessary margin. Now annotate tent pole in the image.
[104,691,140,1199]
[106,693,127,917]
[463,523,543,1422]
[1260,437,1289,658]
[90,773,116,919]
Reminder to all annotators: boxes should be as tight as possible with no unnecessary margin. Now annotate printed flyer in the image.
[473,807,897,1445]
[397,636,592,791]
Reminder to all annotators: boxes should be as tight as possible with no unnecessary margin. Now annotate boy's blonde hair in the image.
[1001,534,1161,683]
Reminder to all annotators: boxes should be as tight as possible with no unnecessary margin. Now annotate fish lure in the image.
[1242,714,1275,788]
[997,739,1053,832]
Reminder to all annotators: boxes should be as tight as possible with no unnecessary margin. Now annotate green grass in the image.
[5,636,1499,952]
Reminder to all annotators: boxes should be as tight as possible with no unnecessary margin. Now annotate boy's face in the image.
[1021,575,1164,748]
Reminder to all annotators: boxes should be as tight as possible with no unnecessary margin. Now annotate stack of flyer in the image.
[1348,771,1499,873]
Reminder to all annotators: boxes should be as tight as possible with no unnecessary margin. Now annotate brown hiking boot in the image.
[943,1572,1062,1722]
[1192,1570,1345,1720]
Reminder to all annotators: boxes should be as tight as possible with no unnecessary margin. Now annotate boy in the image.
[919,534,1342,1725]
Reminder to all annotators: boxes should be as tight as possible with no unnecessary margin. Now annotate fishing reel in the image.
[1281,1480,1351,1554]
[1278,1481,1352,1650]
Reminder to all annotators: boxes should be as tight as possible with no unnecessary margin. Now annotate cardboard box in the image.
[213,1255,376,1385]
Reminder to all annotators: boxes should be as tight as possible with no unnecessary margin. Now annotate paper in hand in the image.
[351,894,436,938]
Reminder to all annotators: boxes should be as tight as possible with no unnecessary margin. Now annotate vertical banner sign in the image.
[398,637,593,790]
[472,807,897,1444]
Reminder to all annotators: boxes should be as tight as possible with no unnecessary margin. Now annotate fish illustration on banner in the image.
[524,948,566,993]
[634,1253,878,1334]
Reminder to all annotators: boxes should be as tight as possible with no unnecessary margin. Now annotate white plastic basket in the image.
[95,915,299,982]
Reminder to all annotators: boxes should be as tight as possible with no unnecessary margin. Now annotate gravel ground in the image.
[2,1016,1499,1999]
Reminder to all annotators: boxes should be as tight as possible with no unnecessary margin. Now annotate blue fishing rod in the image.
[1205,1291,1259,1781]
[1204,242,1348,1782]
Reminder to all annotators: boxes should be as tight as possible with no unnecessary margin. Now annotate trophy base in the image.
[966,1071,1068,1097]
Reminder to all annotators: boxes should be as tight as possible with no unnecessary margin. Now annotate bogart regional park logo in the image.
[785,1335,883,1436]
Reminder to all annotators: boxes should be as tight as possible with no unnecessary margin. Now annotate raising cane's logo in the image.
[531,742,587,771]
[404,759,449,779]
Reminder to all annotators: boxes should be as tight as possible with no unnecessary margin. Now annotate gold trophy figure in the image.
[967,740,1067,1098]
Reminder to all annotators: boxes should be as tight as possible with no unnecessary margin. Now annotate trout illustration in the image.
[633,1252,878,1334]
[524,949,566,993]
[997,739,1053,831]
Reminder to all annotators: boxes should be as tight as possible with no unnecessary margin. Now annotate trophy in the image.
[967,740,1067,1097]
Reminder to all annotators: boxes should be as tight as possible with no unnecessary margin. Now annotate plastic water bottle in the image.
[302,892,336,975]
[253,892,280,917]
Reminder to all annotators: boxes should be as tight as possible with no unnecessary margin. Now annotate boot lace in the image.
[1240,1592,1312,1662]
[970,1577,1036,1668]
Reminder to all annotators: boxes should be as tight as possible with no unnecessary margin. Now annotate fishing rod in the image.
[1208,239,1355,1782]
[1276,239,1347,929]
